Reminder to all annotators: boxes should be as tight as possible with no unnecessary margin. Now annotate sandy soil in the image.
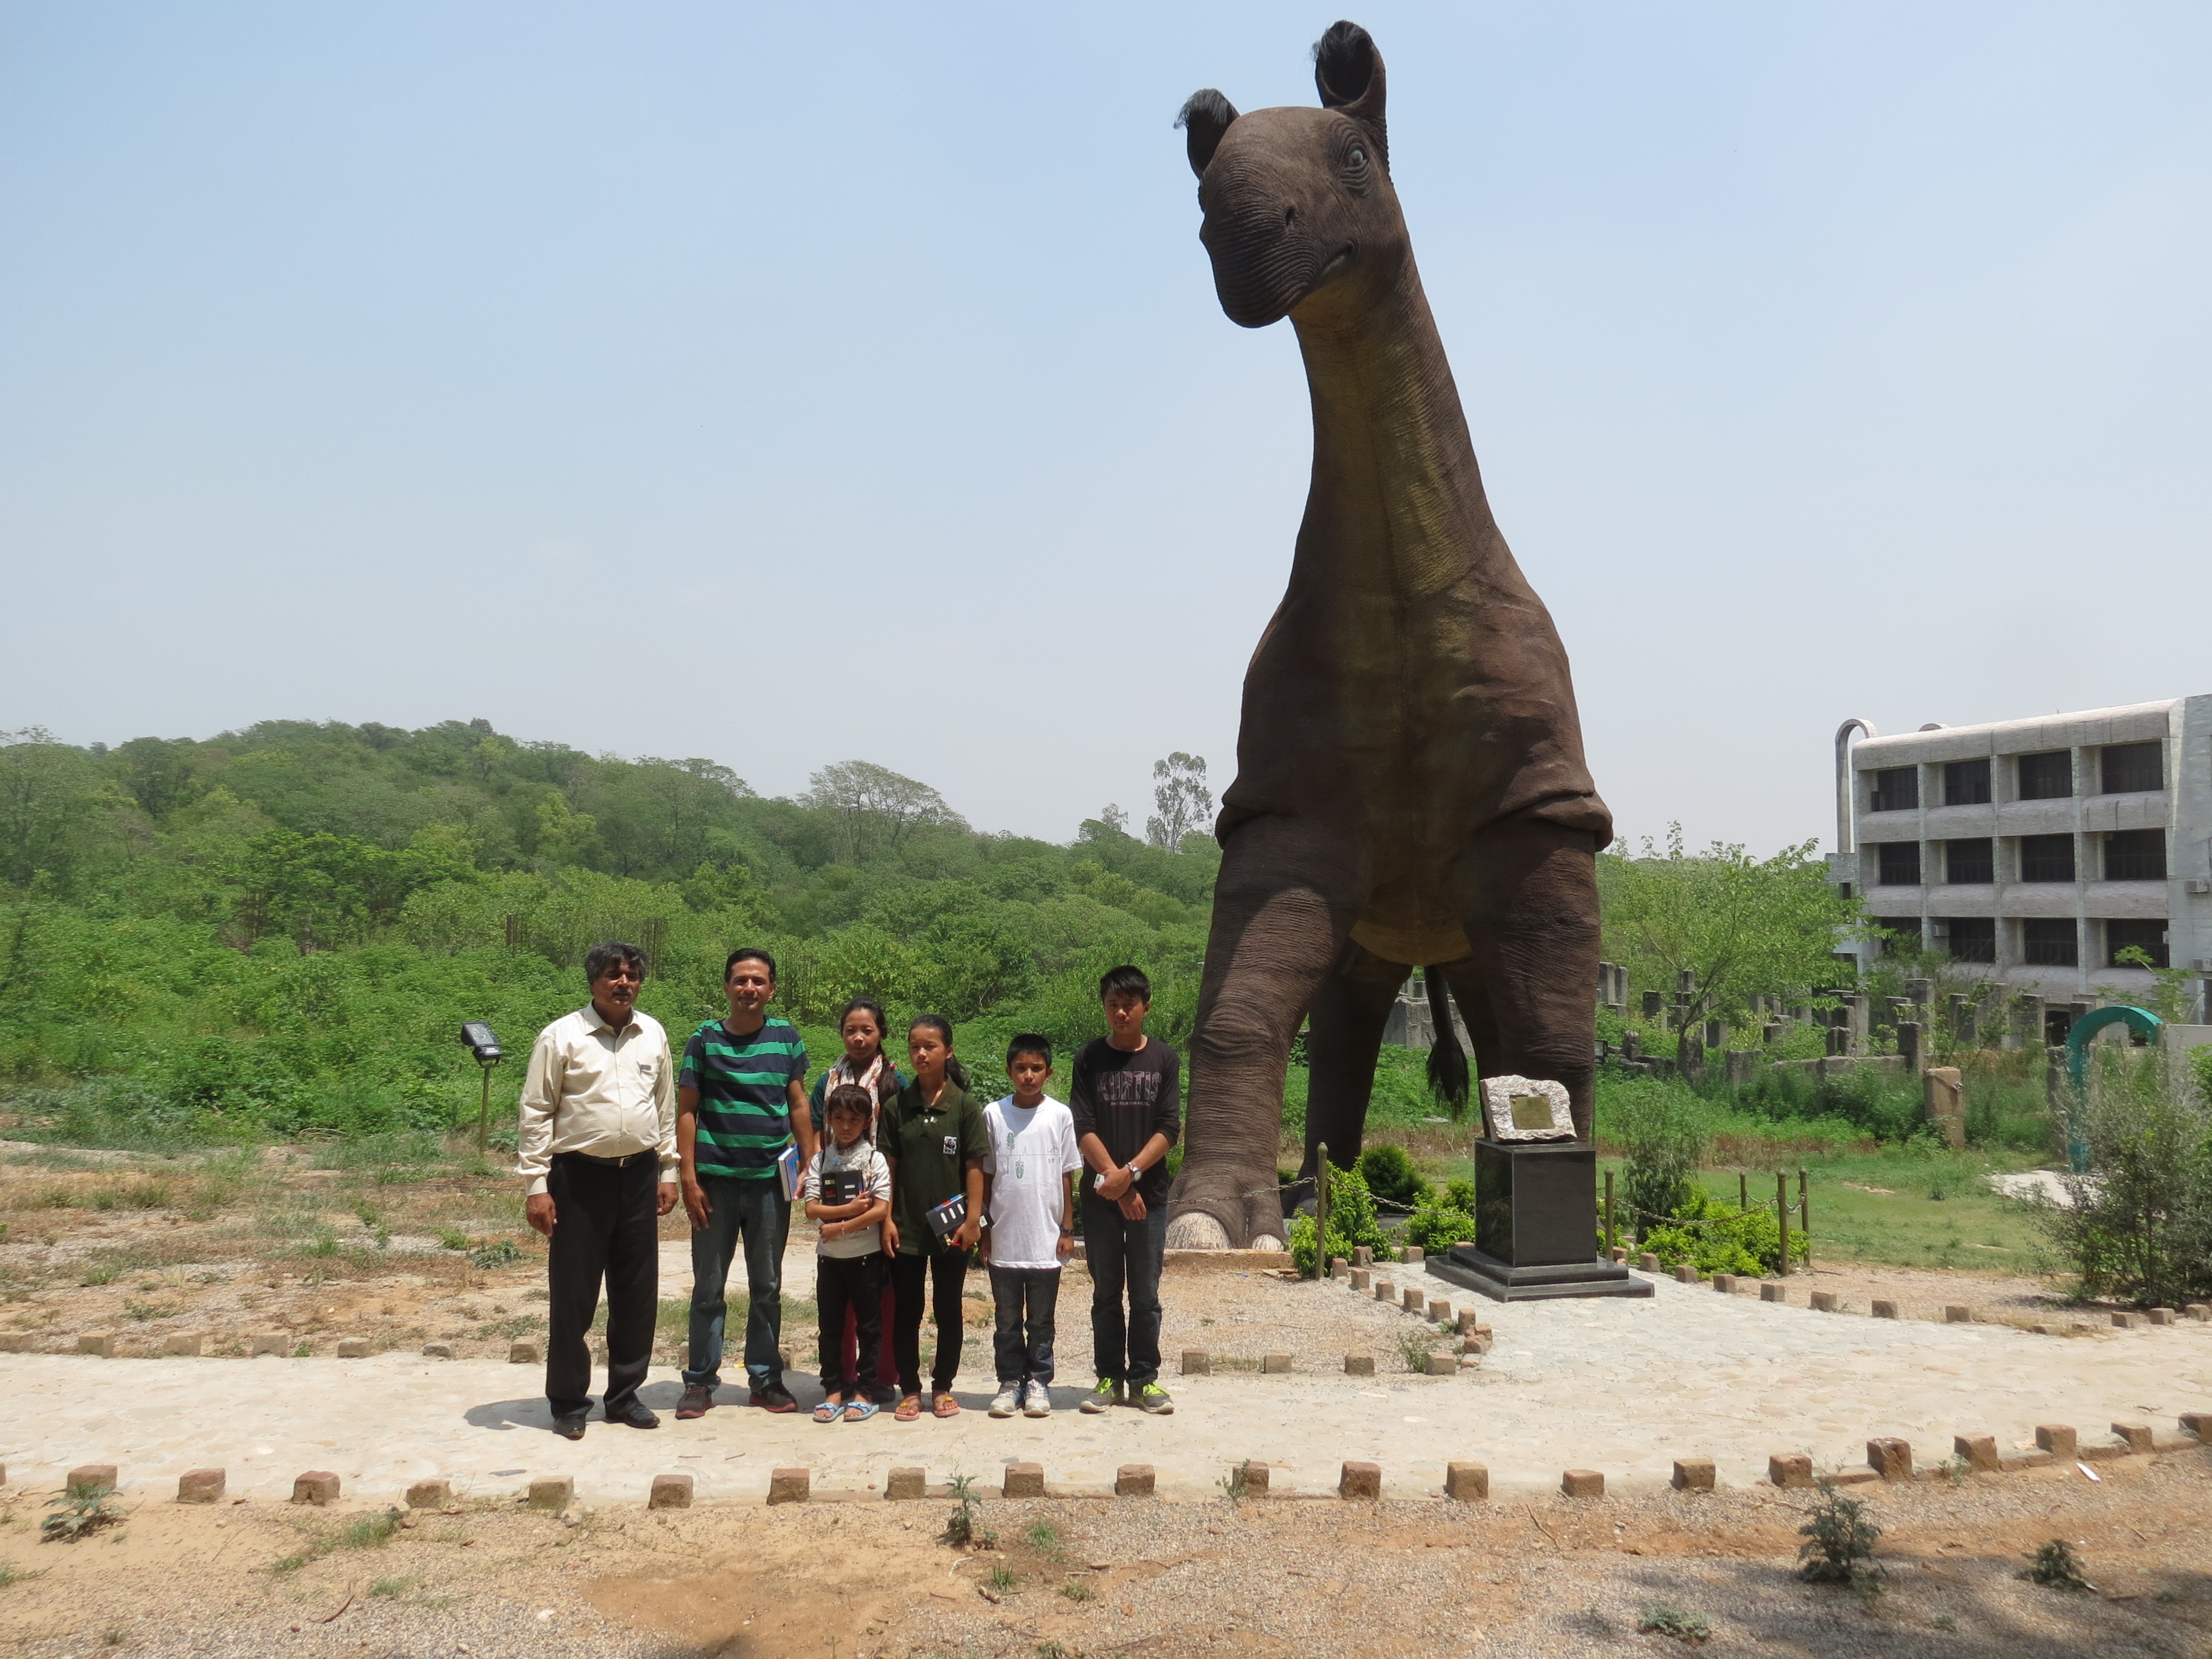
[0,1443,2206,1657]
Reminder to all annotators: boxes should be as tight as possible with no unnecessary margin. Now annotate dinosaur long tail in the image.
[1426,972,1471,1118]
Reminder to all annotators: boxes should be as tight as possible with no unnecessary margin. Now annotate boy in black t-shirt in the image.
[1069,965,1181,1415]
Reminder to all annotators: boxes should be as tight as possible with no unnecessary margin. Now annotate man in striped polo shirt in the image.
[676,947,817,1415]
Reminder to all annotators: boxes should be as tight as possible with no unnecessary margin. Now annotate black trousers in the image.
[545,1151,659,1419]
[891,1244,971,1396]
[815,1251,886,1396]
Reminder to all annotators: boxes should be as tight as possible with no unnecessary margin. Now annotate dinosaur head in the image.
[1178,21,1403,330]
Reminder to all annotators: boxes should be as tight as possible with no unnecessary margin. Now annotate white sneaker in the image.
[989,1385,1020,1418]
[1022,1380,1051,1417]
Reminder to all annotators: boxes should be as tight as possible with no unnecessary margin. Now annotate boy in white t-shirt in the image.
[980,1034,1083,1419]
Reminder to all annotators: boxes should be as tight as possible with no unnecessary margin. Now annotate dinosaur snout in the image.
[1198,175,1322,330]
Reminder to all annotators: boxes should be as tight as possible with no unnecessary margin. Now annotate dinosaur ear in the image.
[1313,20,1387,169]
[1176,88,1239,179]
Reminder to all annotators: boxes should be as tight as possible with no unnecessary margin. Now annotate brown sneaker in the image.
[675,1384,714,1420]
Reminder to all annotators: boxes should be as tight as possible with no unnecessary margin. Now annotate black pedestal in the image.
[1426,1139,1651,1303]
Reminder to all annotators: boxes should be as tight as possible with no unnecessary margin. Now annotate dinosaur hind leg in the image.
[1301,943,1412,1180]
[1444,817,1601,1139]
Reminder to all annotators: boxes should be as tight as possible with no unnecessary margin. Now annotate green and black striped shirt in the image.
[679,1017,808,1181]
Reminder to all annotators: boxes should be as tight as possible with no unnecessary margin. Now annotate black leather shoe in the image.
[604,1401,660,1429]
[551,1412,587,1440]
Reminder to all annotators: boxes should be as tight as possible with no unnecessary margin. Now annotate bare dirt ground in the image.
[0,1139,2132,1365]
[0,1445,2207,1658]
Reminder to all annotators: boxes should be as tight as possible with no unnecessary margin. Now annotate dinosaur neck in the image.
[1290,259,1493,598]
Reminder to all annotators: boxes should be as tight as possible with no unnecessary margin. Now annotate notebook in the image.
[776,1144,802,1202]
[925,1193,967,1242]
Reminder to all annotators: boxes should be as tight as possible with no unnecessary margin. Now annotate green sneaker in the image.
[1079,1377,1123,1414]
[1135,1383,1175,1416]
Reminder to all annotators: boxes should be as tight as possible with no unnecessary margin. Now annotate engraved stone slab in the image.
[1479,1075,1575,1142]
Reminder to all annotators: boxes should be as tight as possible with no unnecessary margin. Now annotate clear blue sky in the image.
[3,3,2206,854]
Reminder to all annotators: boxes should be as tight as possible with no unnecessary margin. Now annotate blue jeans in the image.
[989,1265,1061,1386]
[685,1175,789,1392]
[1082,1193,1166,1388]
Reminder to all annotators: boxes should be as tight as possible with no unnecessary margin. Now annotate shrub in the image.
[2042,1050,2212,1308]
[1607,1076,1707,1239]
[1798,1479,1881,1589]
[1639,1188,1808,1276]
[1401,1202,1477,1256]
[2023,1539,2090,1592]
[1287,1162,1392,1274]
[1356,1144,1426,1209]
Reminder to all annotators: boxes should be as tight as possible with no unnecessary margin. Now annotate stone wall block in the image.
[1671,1458,1715,1492]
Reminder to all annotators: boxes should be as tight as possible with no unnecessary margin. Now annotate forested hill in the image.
[0,719,1220,1140]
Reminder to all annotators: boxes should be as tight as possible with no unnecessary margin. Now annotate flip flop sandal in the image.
[894,1396,922,1422]
[932,1393,962,1418]
[812,1400,841,1423]
[843,1400,878,1423]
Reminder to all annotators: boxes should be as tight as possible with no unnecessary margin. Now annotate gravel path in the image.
[1,1253,2206,1508]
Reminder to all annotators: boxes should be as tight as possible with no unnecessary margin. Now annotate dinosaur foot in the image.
[1164,1171,1287,1251]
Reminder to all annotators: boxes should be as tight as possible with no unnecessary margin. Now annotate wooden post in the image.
[477,1066,493,1154]
[1798,1168,1811,1269]
[1604,1169,1615,1255]
[1313,1144,1331,1280]
[1738,1171,1747,1212]
[1776,1172,1791,1277]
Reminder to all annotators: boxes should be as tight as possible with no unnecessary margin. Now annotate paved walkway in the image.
[7,1264,2207,1504]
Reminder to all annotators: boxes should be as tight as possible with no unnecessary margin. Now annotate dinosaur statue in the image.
[1164,21,1613,1250]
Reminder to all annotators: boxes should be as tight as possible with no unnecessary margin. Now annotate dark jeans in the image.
[988,1265,1061,1386]
[684,1175,789,1392]
[1082,1193,1166,1388]
[815,1251,886,1397]
[834,1283,900,1404]
[891,1245,972,1396]
[544,1151,660,1420]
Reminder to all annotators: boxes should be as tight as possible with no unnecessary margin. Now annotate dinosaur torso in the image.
[1218,254,1608,962]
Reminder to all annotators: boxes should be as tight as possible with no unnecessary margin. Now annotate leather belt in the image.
[560,1149,654,1168]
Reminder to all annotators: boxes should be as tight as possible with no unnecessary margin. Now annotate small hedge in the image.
[1639,1187,1808,1276]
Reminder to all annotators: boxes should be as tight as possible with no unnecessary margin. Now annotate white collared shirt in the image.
[515,1004,678,1196]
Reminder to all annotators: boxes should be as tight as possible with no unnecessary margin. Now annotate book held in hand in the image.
[823,1167,865,1206]
[776,1144,802,1202]
[925,1193,967,1243]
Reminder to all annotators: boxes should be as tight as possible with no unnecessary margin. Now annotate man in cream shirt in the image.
[518,941,679,1437]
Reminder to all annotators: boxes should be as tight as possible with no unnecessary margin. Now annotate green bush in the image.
[1638,1187,1807,1275]
[1606,1075,1707,1239]
[2041,1049,2212,1308]
[1288,1162,1393,1274]
[1401,1203,1477,1256]
[1356,1143,1427,1209]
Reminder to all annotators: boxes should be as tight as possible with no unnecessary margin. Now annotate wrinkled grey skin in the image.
[1164,22,1612,1250]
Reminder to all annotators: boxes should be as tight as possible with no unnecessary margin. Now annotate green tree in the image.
[802,760,964,864]
[1599,826,1863,1031]
[1146,753,1212,852]
[0,731,130,888]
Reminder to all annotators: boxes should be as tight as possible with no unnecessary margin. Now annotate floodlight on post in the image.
[459,1021,503,1151]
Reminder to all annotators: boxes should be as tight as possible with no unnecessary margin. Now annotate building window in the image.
[2016,751,2072,800]
[2018,833,2075,882]
[1944,838,1994,884]
[1877,917,1921,954]
[1869,768,1918,812]
[2106,919,2169,969]
[1877,842,1922,885]
[2104,829,2167,882]
[2023,919,2078,967]
[1940,917,1996,963]
[1943,759,1992,806]
[2100,742,2163,795]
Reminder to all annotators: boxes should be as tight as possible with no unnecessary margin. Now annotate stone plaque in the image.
[1479,1075,1574,1142]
